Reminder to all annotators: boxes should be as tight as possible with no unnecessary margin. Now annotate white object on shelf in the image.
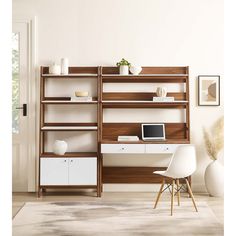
[61,58,69,75]
[118,136,139,141]
[53,140,68,155]
[71,96,93,102]
[153,97,175,102]
[156,87,167,97]
[119,65,129,75]
[130,66,142,75]
[49,63,61,75]
[75,91,89,97]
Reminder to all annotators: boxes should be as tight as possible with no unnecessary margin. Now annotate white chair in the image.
[153,145,198,215]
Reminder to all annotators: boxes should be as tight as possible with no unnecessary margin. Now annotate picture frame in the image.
[198,75,220,106]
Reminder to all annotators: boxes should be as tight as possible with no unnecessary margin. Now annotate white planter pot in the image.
[204,160,224,197]
[119,65,129,75]
[53,140,68,155]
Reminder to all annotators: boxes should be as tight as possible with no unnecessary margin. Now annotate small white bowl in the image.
[75,91,89,97]
[130,66,142,75]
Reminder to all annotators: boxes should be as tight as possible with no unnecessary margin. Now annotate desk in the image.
[101,143,190,185]
[101,143,181,154]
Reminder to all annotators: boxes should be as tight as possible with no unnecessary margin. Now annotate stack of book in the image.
[153,97,175,102]
[118,136,139,141]
[71,96,93,102]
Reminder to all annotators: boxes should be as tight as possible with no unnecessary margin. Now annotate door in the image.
[40,158,69,185]
[69,158,97,185]
[12,21,33,191]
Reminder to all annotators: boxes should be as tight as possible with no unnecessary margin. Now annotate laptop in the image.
[141,123,166,141]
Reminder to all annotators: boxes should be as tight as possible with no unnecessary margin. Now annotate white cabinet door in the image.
[69,158,97,185]
[40,158,69,185]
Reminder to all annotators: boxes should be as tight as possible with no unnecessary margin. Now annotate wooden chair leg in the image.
[176,179,180,206]
[185,178,198,212]
[171,179,175,216]
[153,178,165,209]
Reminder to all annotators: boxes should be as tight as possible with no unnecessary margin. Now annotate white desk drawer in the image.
[101,144,145,154]
[145,144,178,153]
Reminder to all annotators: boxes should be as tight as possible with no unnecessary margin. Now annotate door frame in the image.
[13,17,37,191]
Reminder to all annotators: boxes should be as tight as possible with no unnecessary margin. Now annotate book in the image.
[152,97,175,102]
[71,96,93,102]
[118,136,139,141]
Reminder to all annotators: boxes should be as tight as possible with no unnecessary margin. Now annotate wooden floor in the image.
[13,191,224,225]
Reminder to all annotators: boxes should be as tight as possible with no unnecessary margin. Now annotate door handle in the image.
[16,104,27,116]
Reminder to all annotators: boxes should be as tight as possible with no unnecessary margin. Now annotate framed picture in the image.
[198,75,220,106]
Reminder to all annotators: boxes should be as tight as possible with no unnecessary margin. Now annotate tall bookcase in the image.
[38,66,190,196]
[100,66,190,186]
[38,67,101,197]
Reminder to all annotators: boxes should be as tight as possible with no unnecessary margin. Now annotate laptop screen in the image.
[142,124,165,140]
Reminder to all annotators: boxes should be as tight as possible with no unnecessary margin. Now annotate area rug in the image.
[13,201,223,236]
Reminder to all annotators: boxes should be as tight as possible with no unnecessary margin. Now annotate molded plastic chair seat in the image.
[153,145,198,215]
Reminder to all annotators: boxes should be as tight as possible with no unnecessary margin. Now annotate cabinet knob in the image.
[64,159,67,162]
[121,147,125,150]
[70,159,73,162]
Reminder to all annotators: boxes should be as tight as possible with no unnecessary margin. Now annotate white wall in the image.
[13,0,224,192]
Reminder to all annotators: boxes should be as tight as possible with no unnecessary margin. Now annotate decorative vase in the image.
[61,58,69,75]
[130,66,142,75]
[204,160,224,197]
[49,63,61,75]
[156,87,167,97]
[53,140,68,155]
[119,65,129,75]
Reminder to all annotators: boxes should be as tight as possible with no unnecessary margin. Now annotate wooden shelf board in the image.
[41,126,98,131]
[101,139,190,144]
[102,101,187,108]
[102,74,188,77]
[40,152,98,158]
[102,75,187,83]
[42,100,98,104]
[102,100,188,103]
[42,73,98,78]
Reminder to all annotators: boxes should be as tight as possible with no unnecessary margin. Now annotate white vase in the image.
[156,87,167,97]
[130,66,142,75]
[49,63,61,75]
[61,58,69,75]
[119,65,129,75]
[53,140,68,155]
[204,160,224,197]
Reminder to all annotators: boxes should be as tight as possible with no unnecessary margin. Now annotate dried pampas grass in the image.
[203,116,224,160]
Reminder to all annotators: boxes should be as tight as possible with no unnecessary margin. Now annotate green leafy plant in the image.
[116,58,131,67]
[203,116,224,160]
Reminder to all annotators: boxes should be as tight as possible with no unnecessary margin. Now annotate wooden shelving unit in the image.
[39,65,191,196]
[100,66,190,186]
[39,67,101,197]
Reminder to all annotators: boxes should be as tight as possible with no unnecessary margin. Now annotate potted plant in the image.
[116,58,131,75]
[203,116,224,197]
